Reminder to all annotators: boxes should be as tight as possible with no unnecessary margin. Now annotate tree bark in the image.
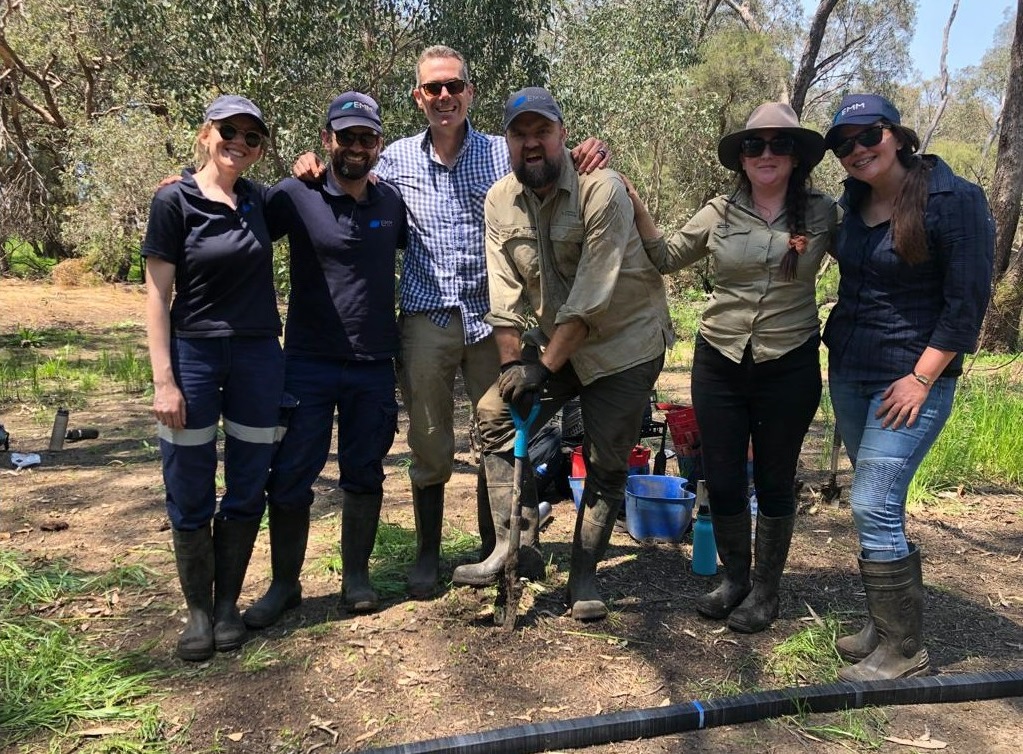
[920,0,959,152]
[789,0,842,117]
[979,0,1023,352]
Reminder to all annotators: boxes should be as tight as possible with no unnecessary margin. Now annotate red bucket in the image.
[571,446,586,478]
[572,445,650,477]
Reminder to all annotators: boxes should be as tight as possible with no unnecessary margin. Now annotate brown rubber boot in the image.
[340,490,382,612]
[838,545,930,681]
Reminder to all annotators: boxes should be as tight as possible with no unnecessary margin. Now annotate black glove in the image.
[498,361,551,417]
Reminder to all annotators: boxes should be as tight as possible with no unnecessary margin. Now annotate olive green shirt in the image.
[643,189,840,363]
[485,154,673,385]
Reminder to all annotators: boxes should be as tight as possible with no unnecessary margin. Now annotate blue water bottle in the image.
[691,480,717,576]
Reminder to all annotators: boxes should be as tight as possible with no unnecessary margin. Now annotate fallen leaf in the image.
[77,726,122,737]
[225,732,245,742]
[884,735,947,749]
[354,728,381,743]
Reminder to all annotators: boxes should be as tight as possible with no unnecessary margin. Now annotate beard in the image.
[514,153,562,191]
[331,149,378,181]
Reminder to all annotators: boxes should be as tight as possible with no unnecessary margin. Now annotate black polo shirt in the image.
[142,172,282,338]
[267,171,407,361]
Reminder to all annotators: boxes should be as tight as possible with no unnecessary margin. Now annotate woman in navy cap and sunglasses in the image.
[629,102,839,634]
[143,94,284,661]
[822,93,994,681]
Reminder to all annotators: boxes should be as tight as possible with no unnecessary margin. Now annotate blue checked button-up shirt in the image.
[376,122,510,344]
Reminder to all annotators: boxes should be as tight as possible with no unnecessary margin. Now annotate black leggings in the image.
[691,334,822,517]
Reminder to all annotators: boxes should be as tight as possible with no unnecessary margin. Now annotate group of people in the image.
[143,43,995,686]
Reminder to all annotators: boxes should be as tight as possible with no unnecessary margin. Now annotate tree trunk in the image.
[789,0,842,117]
[979,0,1023,352]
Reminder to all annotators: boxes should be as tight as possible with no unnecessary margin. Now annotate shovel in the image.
[497,399,541,631]
[822,426,843,505]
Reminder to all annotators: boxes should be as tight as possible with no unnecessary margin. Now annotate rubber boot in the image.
[340,490,383,612]
[694,509,752,620]
[407,483,444,599]
[242,505,310,629]
[836,619,877,662]
[566,489,621,621]
[451,453,544,587]
[727,512,795,633]
[172,525,215,661]
[212,517,260,652]
[838,545,930,681]
[476,464,496,561]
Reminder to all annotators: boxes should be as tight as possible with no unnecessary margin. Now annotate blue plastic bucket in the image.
[569,477,585,509]
[625,475,695,543]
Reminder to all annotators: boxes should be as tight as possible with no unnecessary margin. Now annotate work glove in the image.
[498,360,551,418]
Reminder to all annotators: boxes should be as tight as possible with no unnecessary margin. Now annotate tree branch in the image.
[920,0,960,152]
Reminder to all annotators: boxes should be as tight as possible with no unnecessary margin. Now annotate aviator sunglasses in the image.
[740,134,797,158]
[335,131,380,149]
[214,122,265,149]
[419,78,468,97]
[832,125,888,158]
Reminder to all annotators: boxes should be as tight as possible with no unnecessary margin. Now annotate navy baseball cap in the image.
[502,87,563,131]
[326,92,382,134]
[204,95,270,135]
[825,94,906,148]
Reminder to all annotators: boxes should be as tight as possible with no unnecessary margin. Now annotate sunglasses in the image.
[335,131,380,149]
[419,78,467,97]
[214,121,265,149]
[832,125,887,158]
[740,134,797,158]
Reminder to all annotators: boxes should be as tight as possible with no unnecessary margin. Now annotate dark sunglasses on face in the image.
[740,134,797,158]
[335,131,380,149]
[419,78,467,97]
[214,121,265,149]
[832,125,887,158]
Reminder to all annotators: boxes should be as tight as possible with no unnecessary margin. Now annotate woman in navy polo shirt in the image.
[143,95,284,661]
[823,94,994,681]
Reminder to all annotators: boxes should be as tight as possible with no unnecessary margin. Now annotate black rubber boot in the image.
[838,545,930,681]
[566,489,621,622]
[837,619,877,662]
[476,464,496,561]
[212,517,260,652]
[727,512,795,633]
[172,525,215,661]
[340,490,383,613]
[694,508,752,620]
[242,505,310,629]
[407,483,444,599]
[451,452,544,587]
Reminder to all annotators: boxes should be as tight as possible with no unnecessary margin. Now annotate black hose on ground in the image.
[361,670,1023,754]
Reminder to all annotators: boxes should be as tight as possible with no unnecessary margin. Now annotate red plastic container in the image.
[572,445,650,478]
[666,406,701,455]
[571,446,586,478]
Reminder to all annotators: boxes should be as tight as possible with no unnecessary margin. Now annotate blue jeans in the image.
[160,336,284,530]
[267,355,398,507]
[829,374,956,560]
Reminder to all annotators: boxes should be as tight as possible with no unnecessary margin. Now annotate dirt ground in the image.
[2,278,1022,754]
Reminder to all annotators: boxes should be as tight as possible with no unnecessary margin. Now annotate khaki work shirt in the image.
[644,189,839,363]
[485,153,673,385]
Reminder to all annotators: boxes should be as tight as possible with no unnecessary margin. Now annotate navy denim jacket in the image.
[823,156,994,381]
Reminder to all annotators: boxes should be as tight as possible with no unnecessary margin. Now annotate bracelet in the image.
[912,372,932,387]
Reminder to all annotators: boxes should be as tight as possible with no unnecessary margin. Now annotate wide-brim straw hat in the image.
[717,102,826,173]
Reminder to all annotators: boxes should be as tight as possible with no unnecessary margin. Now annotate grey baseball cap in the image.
[203,94,270,135]
[502,87,563,131]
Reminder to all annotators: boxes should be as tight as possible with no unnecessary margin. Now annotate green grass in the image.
[909,368,1023,502]
[3,238,57,278]
[316,522,480,600]
[0,548,168,751]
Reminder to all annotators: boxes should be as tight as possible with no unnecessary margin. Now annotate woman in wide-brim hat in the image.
[628,101,838,634]
[821,93,994,682]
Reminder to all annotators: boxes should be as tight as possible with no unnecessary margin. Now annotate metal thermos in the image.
[691,480,718,576]
[48,408,70,451]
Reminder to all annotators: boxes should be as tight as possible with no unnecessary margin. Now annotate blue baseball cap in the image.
[204,95,269,135]
[502,87,563,131]
[326,92,382,134]
[825,94,912,148]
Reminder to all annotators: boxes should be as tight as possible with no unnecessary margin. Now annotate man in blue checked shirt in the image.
[295,45,610,600]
